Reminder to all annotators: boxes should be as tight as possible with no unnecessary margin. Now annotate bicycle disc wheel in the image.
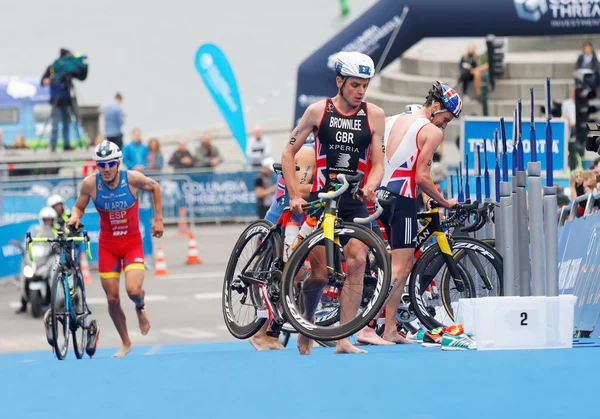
[51,271,70,360]
[72,272,86,360]
[281,222,390,341]
[440,238,503,321]
[222,220,281,339]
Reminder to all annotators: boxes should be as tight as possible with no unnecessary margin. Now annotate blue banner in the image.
[1,170,263,223]
[558,211,600,332]
[194,44,247,157]
[461,117,568,174]
[141,171,262,220]
[0,220,39,279]
[0,209,154,280]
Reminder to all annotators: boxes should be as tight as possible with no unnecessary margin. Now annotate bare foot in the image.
[356,327,395,346]
[334,338,367,354]
[249,335,285,351]
[136,307,151,335]
[112,344,131,358]
[297,334,313,355]
[383,330,414,344]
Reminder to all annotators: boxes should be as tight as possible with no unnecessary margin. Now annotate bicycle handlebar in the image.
[26,232,92,262]
[460,203,492,233]
[317,173,350,199]
[352,189,396,224]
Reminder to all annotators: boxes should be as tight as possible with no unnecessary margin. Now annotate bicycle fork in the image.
[322,213,342,285]
[435,232,465,293]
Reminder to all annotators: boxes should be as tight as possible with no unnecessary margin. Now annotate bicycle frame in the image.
[413,209,464,292]
[28,232,92,323]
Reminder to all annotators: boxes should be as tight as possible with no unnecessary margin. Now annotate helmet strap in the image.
[429,101,449,122]
[106,166,120,187]
[339,77,358,109]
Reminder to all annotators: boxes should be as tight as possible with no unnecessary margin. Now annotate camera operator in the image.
[40,48,88,152]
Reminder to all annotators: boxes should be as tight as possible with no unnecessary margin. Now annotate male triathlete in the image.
[249,136,316,351]
[282,51,386,355]
[356,81,461,345]
[67,140,164,357]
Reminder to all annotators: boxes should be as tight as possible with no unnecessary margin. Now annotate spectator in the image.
[591,157,600,180]
[457,44,479,98]
[8,134,28,149]
[461,46,489,102]
[570,170,598,217]
[146,138,164,171]
[254,157,276,219]
[168,140,195,170]
[557,194,570,209]
[556,183,570,210]
[41,48,86,152]
[122,128,149,171]
[195,132,222,169]
[246,126,271,168]
[575,42,600,90]
[103,92,125,148]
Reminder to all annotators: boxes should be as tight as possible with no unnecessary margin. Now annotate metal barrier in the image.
[557,192,600,227]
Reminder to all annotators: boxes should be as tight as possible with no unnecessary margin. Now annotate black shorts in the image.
[308,191,370,246]
[377,188,418,250]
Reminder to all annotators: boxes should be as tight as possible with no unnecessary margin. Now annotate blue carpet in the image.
[0,340,598,419]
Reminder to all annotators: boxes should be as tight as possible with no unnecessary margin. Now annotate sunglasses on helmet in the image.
[97,160,118,169]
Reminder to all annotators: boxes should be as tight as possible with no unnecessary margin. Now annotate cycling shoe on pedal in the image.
[86,319,100,358]
[43,310,53,346]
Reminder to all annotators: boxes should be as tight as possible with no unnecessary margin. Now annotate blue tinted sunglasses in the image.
[97,161,118,169]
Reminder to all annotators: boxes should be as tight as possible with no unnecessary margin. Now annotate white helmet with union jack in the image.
[430,81,463,118]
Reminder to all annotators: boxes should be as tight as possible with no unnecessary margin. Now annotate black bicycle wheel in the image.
[222,220,282,339]
[51,271,70,360]
[409,237,503,330]
[72,271,86,360]
[281,222,390,341]
[440,238,503,321]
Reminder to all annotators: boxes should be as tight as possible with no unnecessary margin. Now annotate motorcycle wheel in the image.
[30,290,43,318]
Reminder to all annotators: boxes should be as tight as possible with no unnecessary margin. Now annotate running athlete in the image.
[356,81,461,345]
[282,51,386,355]
[67,140,164,358]
[249,138,315,351]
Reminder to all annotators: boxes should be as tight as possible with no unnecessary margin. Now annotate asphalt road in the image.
[0,224,248,353]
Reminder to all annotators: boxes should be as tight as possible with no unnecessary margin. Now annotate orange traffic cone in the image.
[178,207,189,236]
[153,245,170,276]
[185,232,202,265]
[80,252,92,285]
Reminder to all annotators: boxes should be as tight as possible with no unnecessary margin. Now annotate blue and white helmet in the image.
[333,51,375,79]
[93,140,122,162]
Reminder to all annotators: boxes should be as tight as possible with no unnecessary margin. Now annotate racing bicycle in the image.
[222,173,392,343]
[26,225,96,360]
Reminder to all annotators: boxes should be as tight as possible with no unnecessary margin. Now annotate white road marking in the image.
[159,327,217,340]
[153,272,224,280]
[145,344,162,355]
[194,292,222,300]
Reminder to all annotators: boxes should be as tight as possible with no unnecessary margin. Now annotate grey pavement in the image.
[0,224,250,354]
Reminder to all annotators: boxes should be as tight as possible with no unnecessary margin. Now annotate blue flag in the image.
[194,44,247,157]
